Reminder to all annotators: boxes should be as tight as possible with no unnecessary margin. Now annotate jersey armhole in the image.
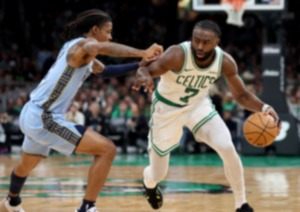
[217,49,224,78]
[172,44,187,75]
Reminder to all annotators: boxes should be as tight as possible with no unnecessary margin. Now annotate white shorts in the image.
[19,102,86,157]
[148,96,217,156]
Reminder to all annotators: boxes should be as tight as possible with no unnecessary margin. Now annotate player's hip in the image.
[148,99,218,156]
[150,96,216,124]
[20,102,82,141]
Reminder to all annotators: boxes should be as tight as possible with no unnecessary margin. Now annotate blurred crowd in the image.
[1,0,299,154]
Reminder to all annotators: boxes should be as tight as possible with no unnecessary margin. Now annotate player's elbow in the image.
[234,91,249,104]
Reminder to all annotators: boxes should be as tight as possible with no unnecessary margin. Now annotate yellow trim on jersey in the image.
[41,65,76,111]
[41,112,81,146]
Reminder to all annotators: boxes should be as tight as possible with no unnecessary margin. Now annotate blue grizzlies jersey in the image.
[30,37,93,114]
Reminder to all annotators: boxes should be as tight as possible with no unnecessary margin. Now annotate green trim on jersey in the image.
[192,110,218,134]
[152,141,180,157]
[150,98,159,115]
[178,44,188,74]
[155,90,187,108]
[217,50,224,77]
[149,97,180,157]
[148,98,158,130]
[208,98,216,111]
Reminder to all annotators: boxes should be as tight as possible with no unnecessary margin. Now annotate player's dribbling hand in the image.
[132,67,155,93]
[263,106,281,129]
[144,43,163,59]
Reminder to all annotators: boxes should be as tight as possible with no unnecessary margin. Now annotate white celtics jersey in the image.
[30,37,93,114]
[155,41,223,107]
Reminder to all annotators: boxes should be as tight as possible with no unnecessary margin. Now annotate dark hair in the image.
[63,9,112,41]
[194,20,222,38]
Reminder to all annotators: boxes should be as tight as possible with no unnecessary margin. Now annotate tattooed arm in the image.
[67,37,163,68]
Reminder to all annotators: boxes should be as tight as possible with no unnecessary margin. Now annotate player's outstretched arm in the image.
[67,38,163,68]
[92,55,158,78]
[132,45,183,92]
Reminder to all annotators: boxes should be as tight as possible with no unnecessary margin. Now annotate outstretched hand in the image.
[132,67,155,93]
[144,43,163,59]
[139,57,157,67]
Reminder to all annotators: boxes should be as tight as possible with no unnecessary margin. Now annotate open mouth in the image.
[196,52,205,57]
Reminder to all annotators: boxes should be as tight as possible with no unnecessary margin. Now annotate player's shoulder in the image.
[167,44,183,51]
[220,50,238,75]
[160,45,184,67]
[164,44,184,57]
[68,37,95,48]
[221,51,237,66]
[157,44,184,71]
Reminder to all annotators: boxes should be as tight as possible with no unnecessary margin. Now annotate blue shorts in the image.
[19,102,86,157]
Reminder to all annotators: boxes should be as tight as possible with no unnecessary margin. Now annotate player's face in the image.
[95,21,113,42]
[191,28,219,62]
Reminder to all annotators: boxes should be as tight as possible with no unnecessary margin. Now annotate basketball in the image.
[243,112,279,147]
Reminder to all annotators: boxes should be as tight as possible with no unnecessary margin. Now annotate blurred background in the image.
[0,0,299,156]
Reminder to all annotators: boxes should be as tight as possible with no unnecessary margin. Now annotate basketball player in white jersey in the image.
[0,9,163,212]
[132,20,280,212]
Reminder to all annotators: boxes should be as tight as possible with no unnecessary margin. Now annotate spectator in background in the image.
[66,101,85,125]
[9,97,24,116]
[222,91,237,113]
[109,98,133,136]
[0,113,11,154]
[84,101,106,135]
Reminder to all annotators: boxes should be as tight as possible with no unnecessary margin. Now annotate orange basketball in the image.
[243,112,279,148]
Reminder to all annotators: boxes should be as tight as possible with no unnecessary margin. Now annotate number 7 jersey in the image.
[155,41,223,107]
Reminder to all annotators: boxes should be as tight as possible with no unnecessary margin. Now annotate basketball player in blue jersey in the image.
[0,9,163,212]
[132,20,280,212]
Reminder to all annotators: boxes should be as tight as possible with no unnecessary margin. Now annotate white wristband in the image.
[262,104,271,113]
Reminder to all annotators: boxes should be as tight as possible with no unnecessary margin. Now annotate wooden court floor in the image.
[1,153,300,212]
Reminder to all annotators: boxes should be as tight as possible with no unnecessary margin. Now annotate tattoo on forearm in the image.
[106,45,141,57]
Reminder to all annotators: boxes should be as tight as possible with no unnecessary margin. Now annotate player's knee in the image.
[101,138,117,157]
[107,143,117,158]
[217,142,236,156]
[225,144,236,154]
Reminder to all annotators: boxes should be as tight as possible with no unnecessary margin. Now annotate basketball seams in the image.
[258,113,277,129]
[243,112,278,147]
[257,113,276,138]
[247,117,274,147]
[252,117,266,145]
[246,120,275,138]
